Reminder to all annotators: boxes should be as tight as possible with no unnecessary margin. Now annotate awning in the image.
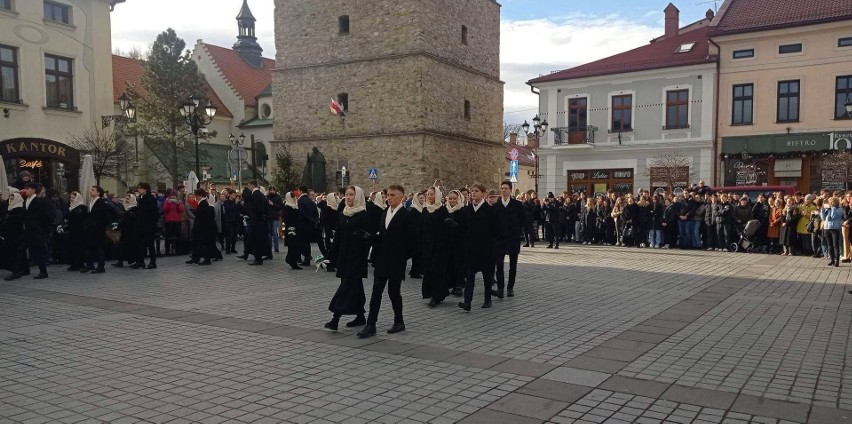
[774,158,802,177]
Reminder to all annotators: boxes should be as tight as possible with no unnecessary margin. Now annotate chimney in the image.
[664,3,680,38]
[705,9,715,21]
[509,133,518,145]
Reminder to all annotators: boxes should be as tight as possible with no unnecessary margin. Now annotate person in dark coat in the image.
[297,186,320,265]
[716,194,735,250]
[546,196,565,248]
[358,184,413,338]
[662,197,678,248]
[187,188,219,265]
[1,191,25,277]
[320,192,340,269]
[444,190,468,297]
[136,183,159,269]
[241,181,269,265]
[621,196,640,247]
[266,187,284,253]
[493,181,525,298]
[83,186,115,273]
[779,198,801,256]
[324,186,370,331]
[522,194,535,247]
[581,198,596,244]
[421,186,450,306]
[282,192,304,270]
[112,193,140,268]
[221,191,240,254]
[19,183,55,279]
[65,191,87,271]
[458,184,502,311]
[407,193,424,279]
[647,195,664,248]
[366,191,386,264]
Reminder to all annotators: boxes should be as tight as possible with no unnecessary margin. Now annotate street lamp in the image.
[228,133,247,188]
[178,95,217,177]
[101,92,137,127]
[522,115,548,195]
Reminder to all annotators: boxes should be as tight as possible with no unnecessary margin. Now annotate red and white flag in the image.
[330,99,346,116]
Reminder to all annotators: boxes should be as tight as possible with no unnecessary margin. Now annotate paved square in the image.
[1,244,850,423]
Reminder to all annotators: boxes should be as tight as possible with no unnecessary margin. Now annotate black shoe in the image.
[835,262,840,267]
[491,289,504,299]
[357,324,377,338]
[522,243,530,247]
[289,262,303,270]
[3,273,21,281]
[324,320,338,331]
[249,260,263,266]
[185,260,199,265]
[507,289,514,297]
[428,299,440,307]
[481,300,492,309]
[554,246,559,249]
[546,245,553,249]
[450,287,462,297]
[111,262,124,268]
[842,259,851,263]
[531,244,535,248]
[145,263,157,269]
[387,323,406,334]
[458,302,471,311]
[829,261,835,266]
[198,260,212,266]
[91,268,105,274]
[346,316,366,327]
[33,273,48,280]
[130,263,144,269]
[66,266,80,271]
[236,255,249,260]
[79,267,92,273]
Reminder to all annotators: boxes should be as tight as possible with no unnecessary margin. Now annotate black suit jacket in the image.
[373,206,414,280]
[463,202,501,270]
[137,193,159,233]
[247,190,267,223]
[297,195,318,229]
[24,196,53,241]
[84,198,115,247]
[493,198,525,255]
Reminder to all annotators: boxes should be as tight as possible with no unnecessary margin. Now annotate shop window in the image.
[733,49,754,59]
[338,15,349,35]
[44,1,70,25]
[778,43,802,54]
[665,89,689,129]
[834,76,852,120]
[724,158,769,187]
[44,54,74,110]
[732,83,753,125]
[0,44,19,103]
[611,94,632,132]
[777,80,799,123]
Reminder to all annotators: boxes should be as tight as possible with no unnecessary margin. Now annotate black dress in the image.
[421,206,450,301]
[445,208,468,291]
[329,210,369,316]
[117,206,140,263]
[283,204,302,265]
[65,205,87,269]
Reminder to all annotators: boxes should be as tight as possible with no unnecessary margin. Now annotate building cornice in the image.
[532,62,717,90]
[273,129,501,148]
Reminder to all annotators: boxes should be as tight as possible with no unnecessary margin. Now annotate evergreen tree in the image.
[271,144,301,192]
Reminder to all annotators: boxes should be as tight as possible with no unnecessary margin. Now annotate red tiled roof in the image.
[506,144,536,168]
[111,55,232,118]
[711,0,852,36]
[527,25,715,85]
[200,43,274,107]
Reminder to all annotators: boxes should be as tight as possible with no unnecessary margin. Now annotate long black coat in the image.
[66,205,87,267]
[84,198,114,248]
[137,194,159,236]
[117,207,139,261]
[283,204,302,263]
[373,206,414,281]
[192,199,220,259]
[24,196,53,245]
[0,208,24,270]
[462,202,501,271]
[494,198,525,255]
[421,206,450,300]
[444,209,468,286]
[246,189,268,255]
[329,210,369,316]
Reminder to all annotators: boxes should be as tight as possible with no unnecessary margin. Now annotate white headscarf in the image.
[424,187,443,213]
[342,186,366,217]
[69,191,85,210]
[284,192,298,208]
[446,190,464,214]
[410,191,424,213]
[372,192,387,210]
[7,192,23,210]
[6,186,17,200]
[124,194,138,210]
[326,193,340,209]
[259,186,268,196]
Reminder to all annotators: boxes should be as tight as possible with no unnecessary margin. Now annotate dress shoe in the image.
[33,273,48,280]
[507,289,514,297]
[481,300,492,309]
[198,260,212,266]
[145,263,157,269]
[450,287,462,297]
[91,268,105,274]
[458,302,471,311]
[3,273,21,281]
[289,262,303,270]
[842,259,851,263]
[428,299,440,307]
[522,243,530,247]
[130,263,144,269]
[66,266,80,271]
[80,267,92,273]
[111,262,124,268]
[546,245,553,249]
[835,262,840,267]
[357,324,377,338]
[236,255,249,260]
[387,323,406,334]
[346,316,366,327]
[491,289,504,299]
[323,320,338,331]
[554,245,559,249]
[185,260,199,264]
[249,260,263,265]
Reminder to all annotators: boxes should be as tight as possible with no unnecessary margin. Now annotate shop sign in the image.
[613,183,632,191]
[591,171,609,179]
[19,160,44,168]
[0,138,79,163]
[568,171,586,180]
[613,170,632,179]
[733,161,761,185]
[722,133,831,154]
[830,131,852,150]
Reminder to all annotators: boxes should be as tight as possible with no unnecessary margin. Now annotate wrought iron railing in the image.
[552,125,598,145]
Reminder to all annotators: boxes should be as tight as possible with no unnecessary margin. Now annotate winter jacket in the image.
[821,207,845,230]
[163,198,184,223]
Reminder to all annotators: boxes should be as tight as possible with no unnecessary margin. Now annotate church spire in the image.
[234,0,263,68]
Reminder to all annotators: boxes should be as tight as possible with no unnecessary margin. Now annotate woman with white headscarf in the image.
[112,192,140,268]
[320,192,341,272]
[282,191,303,270]
[1,190,25,275]
[65,191,88,271]
[421,186,450,306]
[407,190,425,279]
[324,185,370,331]
[444,189,467,297]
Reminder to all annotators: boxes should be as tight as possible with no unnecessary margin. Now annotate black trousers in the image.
[85,243,105,269]
[826,229,841,263]
[141,234,156,265]
[28,235,49,274]
[463,267,494,304]
[367,276,403,325]
[716,223,730,248]
[223,222,237,252]
[548,225,561,247]
[523,221,534,245]
[495,252,518,291]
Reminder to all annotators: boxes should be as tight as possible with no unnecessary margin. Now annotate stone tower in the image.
[272,0,505,192]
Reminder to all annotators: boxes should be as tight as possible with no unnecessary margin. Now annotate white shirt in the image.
[472,200,484,213]
[385,203,402,229]
[501,196,510,207]
[25,195,34,210]
[89,198,99,210]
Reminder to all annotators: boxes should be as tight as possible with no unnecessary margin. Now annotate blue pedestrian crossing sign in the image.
[368,168,379,180]
[509,160,519,183]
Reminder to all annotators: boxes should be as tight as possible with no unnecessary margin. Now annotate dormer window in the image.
[675,42,695,53]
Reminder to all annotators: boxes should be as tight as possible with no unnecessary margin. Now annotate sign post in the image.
[509,160,519,183]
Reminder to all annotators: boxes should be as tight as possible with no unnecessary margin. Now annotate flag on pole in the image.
[330,99,346,116]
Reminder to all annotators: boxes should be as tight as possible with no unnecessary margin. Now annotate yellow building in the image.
[0,0,123,192]
[711,0,852,192]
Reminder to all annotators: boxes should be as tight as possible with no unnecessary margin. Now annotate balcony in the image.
[553,125,597,145]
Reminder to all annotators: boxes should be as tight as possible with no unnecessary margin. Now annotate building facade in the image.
[0,0,123,192]
[711,0,852,192]
[272,0,505,193]
[528,5,716,197]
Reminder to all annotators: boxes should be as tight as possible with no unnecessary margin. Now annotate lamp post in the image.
[228,132,246,189]
[178,95,217,177]
[522,115,548,195]
[101,92,137,128]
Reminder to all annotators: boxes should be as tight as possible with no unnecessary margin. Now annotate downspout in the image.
[708,38,722,187]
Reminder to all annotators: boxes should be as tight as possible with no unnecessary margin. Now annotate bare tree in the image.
[646,151,694,193]
[68,123,134,186]
[503,123,524,142]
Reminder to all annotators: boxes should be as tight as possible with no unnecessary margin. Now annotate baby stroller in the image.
[731,219,761,253]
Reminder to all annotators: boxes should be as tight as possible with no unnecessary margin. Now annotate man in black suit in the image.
[83,186,114,273]
[245,180,268,265]
[358,185,413,338]
[458,183,502,311]
[136,182,159,269]
[492,181,525,298]
[12,183,53,279]
[297,186,320,265]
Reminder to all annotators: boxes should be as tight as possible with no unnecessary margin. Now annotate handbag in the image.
[105,229,121,244]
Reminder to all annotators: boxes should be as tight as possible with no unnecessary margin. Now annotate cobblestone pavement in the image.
[1,243,851,423]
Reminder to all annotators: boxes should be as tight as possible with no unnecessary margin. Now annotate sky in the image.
[111,0,718,124]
